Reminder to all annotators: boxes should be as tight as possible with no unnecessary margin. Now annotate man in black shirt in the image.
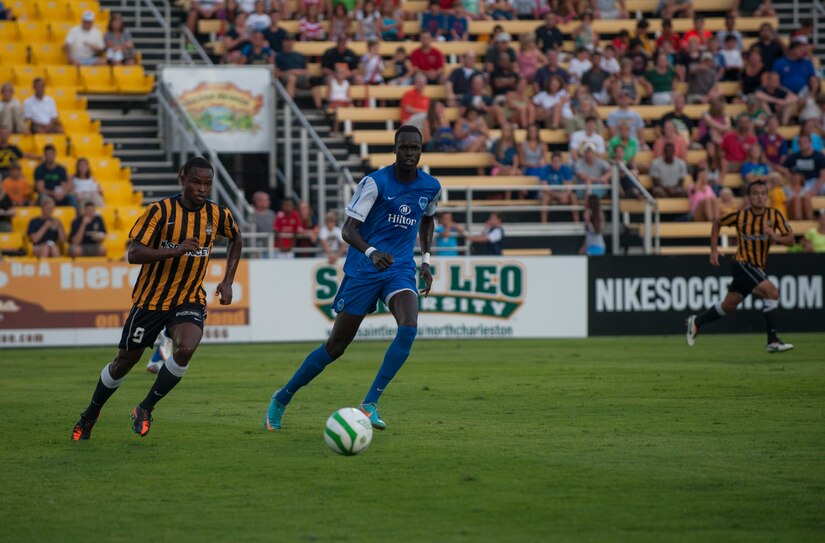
[312,36,362,108]
[27,196,65,258]
[263,9,286,53]
[755,71,796,125]
[70,201,107,257]
[446,50,481,106]
[535,12,564,53]
[659,93,694,132]
[34,144,74,207]
[490,52,519,97]
[755,23,785,71]
[780,133,825,195]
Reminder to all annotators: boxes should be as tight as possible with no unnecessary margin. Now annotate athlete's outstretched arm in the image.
[128,238,200,264]
[342,216,394,271]
[418,214,435,296]
[216,231,243,305]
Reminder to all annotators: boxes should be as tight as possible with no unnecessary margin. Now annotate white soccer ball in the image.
[324,407,373,456]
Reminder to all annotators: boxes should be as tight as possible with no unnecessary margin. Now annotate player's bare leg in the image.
[266,312,365,430]
[687,292,742,346]
[72,348,145,441]
[132,322,203,437]
[360,290,419,430]
[753,280,794,353]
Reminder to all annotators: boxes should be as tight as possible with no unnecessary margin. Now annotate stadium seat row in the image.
[0,20,108,45]
[9,133,113,158]
[0,62,154,94]
[3,0,108,24]
[12,156,130,184]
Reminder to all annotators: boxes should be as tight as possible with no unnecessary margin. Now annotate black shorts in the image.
[729,261,768,298]
[118,303,206,351]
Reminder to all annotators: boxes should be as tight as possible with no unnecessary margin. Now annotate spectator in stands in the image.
[0,127,23,177]
[758,114,787,166]
[251,191,275,253]
[658,93,693,145]
[650,142,687,197]
[488,0,515,20]
[765,170,787,216]
[328,3,351,42]
[360,40,385,85]
[467,213,504,255]
[609,58,645,106]
[490,123,521,182]
[104,13,136,66]
[698,97,731,145]
[612,28,631,55]
[675,36,702,83]
[573,11,599,52]
[570,115,606,161]
[490,52,520,99]
[732,0,775,17]
[688,168,719,221]
[754,23,784,71]
[608,122,639,166]
[188,0,224,34]
[411,32,446,84]
[719,35,744,82]
[542,151,579,222]
[798,76,824,123]
[273,198,301,258]
[485,32,517,75]
[69,201,106,258]
[780,133,825,196]
[238,0,265,15]
[592,0,627,19]
[448,4,470,41]
[274,34,310,100]
[755,71,796,126]
[0,1,10,21]
[606,90,646,146]
[324,67,351,136]
[378,0,404,41]
[355,0,380,41]
[717,186,738,214]
[516,35,547,86]
[519,122,548,178]
[533,75,572,130]
[566,98,603,136]
[654,119,687,159]
[386,47,413,85]
[657,0,692,19]
[434,211,464,255]
[299,4,326,41]
[2,162,32,207]
[645,53,677,106]
[28,196,67,258]
[580,194,606,255]
[247,1,274,32]
[534,50,570,93]
[686,52,719,104]
[0,181,12,232]
[446,51,480,106]
[295,201,318,258]
[454,105,490,157]
[400,73,431,130]
[789,119,824,153]
[579,52,610,105]
[424,101,457,151]
[221,0,242,20]
[72,158,104,208]
[612,142,643,197]
[535,12,564,53]
[223,12,252,63]
[460,74,496,126]
[554,0,579,22]
[240,30,275,64]
[716,12,744,50]
[574,142,611,198]
[783,172,814,219]
[568,47,592,85]
[24,79,63,134]
[681,13,711,49]
[262,9,285,52]
[0,83,26,134]
[740,48,766,98]
[513,0,545,20]
[65,11,105,66]
[319,210,348,263]
[741,94,768,132]
[721,115,757,173]
[800,211,825,252]
[35,145,74,207]
[502,77,534,129]
[703,140,727,193]
[421,0,448,40]
[656,19,681,52]
[741,143,771,187]
[319,36,360,83]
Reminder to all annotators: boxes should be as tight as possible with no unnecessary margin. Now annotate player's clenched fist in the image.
[369,250,394,271]
[176,237,201,256]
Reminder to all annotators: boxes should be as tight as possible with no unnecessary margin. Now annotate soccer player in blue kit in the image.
[265,125,441,431]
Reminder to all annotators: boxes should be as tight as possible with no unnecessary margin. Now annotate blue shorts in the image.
[332,271,418,316]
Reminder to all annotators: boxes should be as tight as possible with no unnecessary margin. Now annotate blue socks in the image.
[275,344,334,406]
[364,326,417,405]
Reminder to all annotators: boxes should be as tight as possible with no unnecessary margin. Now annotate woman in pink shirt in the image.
[516,34,547,84]
[689,167,720,221]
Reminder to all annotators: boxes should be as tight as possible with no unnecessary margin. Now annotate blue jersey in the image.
[344,165,442,277]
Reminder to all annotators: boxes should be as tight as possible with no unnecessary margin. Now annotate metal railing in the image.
[272,78,357,218]
[613,162,660,254]
[179,25,213,65]
[156,81,253,227]
[128,0,171,66]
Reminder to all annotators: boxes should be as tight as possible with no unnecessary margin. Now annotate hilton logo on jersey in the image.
[161,239,210,257]
[387,202,422,229]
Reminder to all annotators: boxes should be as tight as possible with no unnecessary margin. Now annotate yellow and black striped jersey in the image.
[128,195,238,310]
[719,207,790,270]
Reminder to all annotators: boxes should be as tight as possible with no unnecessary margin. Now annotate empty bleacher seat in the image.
[70,133,113,158]
[60,110,101,134]
[79,66,118,94]
[30,42,67,65]
[113,66,155,94]
[0,42,28,64]
[46,65,80,88]
[0,232,25,253]
[33,133,69,155]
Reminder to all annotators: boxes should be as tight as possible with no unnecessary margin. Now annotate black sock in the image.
[139,365,182,411]
[764,309,779,344]
[82,378,120,420]
[695,304,724,328]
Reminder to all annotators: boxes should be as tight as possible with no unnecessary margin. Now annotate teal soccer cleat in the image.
[359,402,386,431]
[265,392,286,431]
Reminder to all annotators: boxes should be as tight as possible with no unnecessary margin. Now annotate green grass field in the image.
[2,335,824,542]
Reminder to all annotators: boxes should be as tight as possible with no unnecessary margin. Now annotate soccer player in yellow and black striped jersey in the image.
[72,157,243,441]
[686,180,795,353]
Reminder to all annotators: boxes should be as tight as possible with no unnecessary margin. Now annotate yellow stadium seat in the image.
[60,110,100,134]
[79,66,117,94]
[0,232,25,252]
[48,20,72,42]
[70,133,113,158]
[16,20,51,40]
[12,65,47,88]
[8,134,36,154]
[15,85,34,102]
[12,206,41,234]
[0,65,15,85]
[113,66,155,94]
[87,157,124,182]
[46,65,80,88]
[0,21,20,41]
[100,205,142,232]
[52,205,77,233]
[6,0,36,20]
[33,133,69,156]
[50,86,86,111]
[36,1,73,22]
[69,3,109,25]
[30,42,67,65]
[103,182,138,205]
[103,230,128,260]
[0,43,29,64]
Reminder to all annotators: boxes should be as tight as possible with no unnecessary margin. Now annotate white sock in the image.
[100,363,125,389]
[714,301,726,316]
[763,299,778,312]
[164,356,188,378]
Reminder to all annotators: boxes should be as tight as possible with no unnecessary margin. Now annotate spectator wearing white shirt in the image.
[246,0,272,32]
[715,13,744,50]
[319,211,348,264]
[238,0,264,13]
[600,45,621,75]
[23,79,62,134]
[569,116,607,161]
[72,158,104,208]
[567,47,593,84]
[64,10,105,66]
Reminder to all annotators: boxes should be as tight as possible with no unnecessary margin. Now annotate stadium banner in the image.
[251,257,588,341]
[160,66,272,153]
[588,254,825,336]
[0,260,251,347]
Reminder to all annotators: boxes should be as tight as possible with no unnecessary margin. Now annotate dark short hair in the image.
[747,180,768,194]
[395,124,422,145]
[43,144,55,153]
[180,156,213,179]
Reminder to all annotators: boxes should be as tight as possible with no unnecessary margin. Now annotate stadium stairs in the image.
[774,0,825,61]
